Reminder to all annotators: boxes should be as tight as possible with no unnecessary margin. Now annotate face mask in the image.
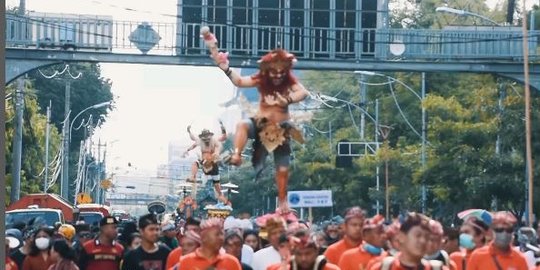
[35,237,50,250]
[494,232,512,248]
[364,243,382,256]
[459,233,476,250]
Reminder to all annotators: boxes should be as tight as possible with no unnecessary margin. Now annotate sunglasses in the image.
[493,227,513,233]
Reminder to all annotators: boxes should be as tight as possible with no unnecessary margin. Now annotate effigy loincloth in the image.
[246,116,304,175]
[197,159,219,176]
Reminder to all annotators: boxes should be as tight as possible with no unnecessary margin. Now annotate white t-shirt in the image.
[242,244,254,265]
[251,246,281,270]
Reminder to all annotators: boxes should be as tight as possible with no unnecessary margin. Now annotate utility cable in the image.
[387,78,427,143]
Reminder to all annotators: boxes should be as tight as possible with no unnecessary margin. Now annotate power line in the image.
[387,78,425,143]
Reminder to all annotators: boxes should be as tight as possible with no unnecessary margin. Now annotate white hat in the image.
[239,219,253,230]
[6,236,20,249]
[224,217,241,231]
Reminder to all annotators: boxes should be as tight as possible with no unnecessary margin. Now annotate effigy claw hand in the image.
[200,26,218,47]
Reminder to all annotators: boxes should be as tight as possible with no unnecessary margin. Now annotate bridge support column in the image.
[499,73,540,92]
[6,59,60,85]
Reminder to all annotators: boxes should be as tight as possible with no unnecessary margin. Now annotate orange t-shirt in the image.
[177,248,242,270]
[467,243,528,270]
[449,249,474,270]
[338,244,386,270]
[324,238,361,265]
[365,253,389,270]
[266,262,340,270]
[166,247,182,270]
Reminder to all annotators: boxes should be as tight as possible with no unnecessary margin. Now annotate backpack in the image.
[381,256,444,270]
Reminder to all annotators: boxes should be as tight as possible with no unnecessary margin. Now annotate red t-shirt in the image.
[79,239,124,270]
[324,238,361,265]
[467,243,528,270]
[6,257,19,270]
[177,248,242,270]
[22,254,53,270]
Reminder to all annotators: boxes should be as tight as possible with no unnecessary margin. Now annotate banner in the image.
[287,190,333,208]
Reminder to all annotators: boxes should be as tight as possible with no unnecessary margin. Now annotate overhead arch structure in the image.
[6,48,540,92]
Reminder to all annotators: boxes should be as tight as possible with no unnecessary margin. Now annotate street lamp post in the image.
[435,7,501,26]
[62,101,111,202]
[378,125,392,220]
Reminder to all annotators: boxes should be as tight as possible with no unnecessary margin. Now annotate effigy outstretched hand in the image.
[200,26,229,70]
[264,93,289,107]
[200,26,217,48]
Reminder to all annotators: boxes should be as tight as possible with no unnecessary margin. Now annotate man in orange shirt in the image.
[370,212,448,270]
[267,230,339,270]
[324,206,365,264]
[467,211,528,270]
[177,218,242,270]
[166,230,201,270]
[338,214,386,270]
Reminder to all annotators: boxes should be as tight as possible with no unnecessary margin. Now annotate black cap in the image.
[100,216,118,227]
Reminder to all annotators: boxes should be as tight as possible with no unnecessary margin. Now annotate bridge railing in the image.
[6,12,114,51]
[6,12,539,63]
[375,28,539,61]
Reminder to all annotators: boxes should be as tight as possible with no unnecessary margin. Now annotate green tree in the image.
[27,63,114,200]
[5,82,62,205]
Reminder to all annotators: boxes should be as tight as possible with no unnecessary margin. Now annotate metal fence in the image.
[376,28,539,61]
[6,12,539,62]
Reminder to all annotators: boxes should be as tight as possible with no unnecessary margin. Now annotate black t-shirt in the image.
[122,244,171,270]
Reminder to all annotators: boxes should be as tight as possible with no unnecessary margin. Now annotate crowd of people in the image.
[5,207,540,270]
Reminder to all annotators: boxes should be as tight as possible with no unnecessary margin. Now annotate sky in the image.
[6,0,238,174]
[6,0,537,175]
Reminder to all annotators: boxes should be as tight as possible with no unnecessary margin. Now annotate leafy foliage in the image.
[5,63,114,203]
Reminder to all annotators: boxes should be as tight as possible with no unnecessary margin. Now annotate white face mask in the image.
[35,237,50,250]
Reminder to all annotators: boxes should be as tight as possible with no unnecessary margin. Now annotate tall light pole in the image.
[379,125,392,220]
[44,101,51,193]
[10,77,25,203]
[421,72,427,214]
[61,80,71,200]
[63,101,110,202]
[59,66,82,201]
[520,0,533,226]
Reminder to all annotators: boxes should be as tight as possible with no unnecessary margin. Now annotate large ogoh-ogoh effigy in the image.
[201,26,309,216]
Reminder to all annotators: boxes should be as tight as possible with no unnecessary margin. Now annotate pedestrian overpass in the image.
[5,10,540,90]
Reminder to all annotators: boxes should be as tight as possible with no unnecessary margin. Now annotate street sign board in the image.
[287,190,333,208]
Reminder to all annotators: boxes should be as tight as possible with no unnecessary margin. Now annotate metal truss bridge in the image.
[5,11,540,90]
